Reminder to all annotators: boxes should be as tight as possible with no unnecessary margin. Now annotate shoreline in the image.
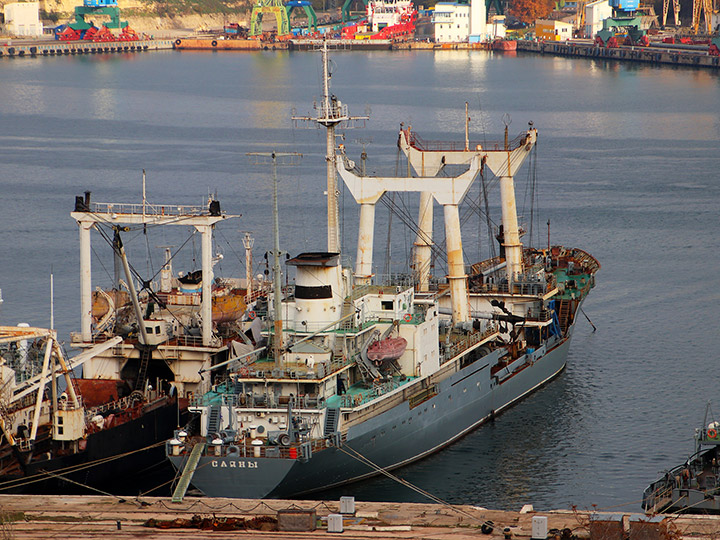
[2,34,718,71]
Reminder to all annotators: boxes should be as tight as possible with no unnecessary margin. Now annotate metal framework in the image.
[250,0,291,36]
[285,0,318,32]
[691,0,713,33]
[662,0,681,26]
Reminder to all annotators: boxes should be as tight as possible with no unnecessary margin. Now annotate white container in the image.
[327,514,343,533]
[339,496,355,515]
[169,439,182,456]
[212,438,223,456]
[532,516,548,539]
[252,439,263,458]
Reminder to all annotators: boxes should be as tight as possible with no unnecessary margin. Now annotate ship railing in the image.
[317,101,349,122]
[90,202,211,217]
[338,377,408,408]
[525,309,552,323]
[70,332,209,348]
[442,327,496,363]
[468,279,554,297]
[84,388,164,421]
[407,130,530,153]
[191,382,325,410]
[57,396,84,411]
[183,437,332,460]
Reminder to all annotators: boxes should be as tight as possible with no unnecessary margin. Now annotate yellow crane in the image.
[662,0,681,26]
[691,0,715,33]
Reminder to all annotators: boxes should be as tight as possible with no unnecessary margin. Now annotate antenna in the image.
[142,169,147,220]
[292,40,369,254]
[247,151,302,367]
[50,268,54,330]
[354,137,373,176]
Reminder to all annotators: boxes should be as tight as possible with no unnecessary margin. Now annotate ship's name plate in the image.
[211,460,259,468]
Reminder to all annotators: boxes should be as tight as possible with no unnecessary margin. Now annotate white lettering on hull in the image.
[211,460,259,468]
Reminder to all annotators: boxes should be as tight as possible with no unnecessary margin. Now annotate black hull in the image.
[0,399,186,496]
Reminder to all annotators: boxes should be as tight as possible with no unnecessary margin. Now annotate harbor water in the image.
[0,50,719,511]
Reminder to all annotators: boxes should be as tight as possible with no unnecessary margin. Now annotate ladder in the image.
[135,347,152,391]
[324,408,340,436]
[171,442,205,503]
[206,405,221,437]
[557,300,572,333]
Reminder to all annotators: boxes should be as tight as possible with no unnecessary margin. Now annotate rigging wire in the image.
[335,443,488,524]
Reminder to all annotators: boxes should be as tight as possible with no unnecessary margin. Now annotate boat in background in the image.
[492,39,517,51]
[0,324,183,494]
[70,192,268,401]
[165,43,599,500]
[0,192,266,495]
[643,405,720,514]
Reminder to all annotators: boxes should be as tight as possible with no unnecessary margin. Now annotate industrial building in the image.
[535,19,573,40]
[432,0,487,42]
[3,1,43,36]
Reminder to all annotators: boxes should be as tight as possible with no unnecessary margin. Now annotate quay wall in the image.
[0,39,174,58]
[517,39,720,69]
[1,494,720,539]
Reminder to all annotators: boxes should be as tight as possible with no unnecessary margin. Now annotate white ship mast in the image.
[292,41,367,254]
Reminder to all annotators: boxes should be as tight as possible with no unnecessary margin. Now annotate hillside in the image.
[1,0,255,34]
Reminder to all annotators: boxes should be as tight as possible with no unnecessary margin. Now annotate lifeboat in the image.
[212,292,247,323]
[367,336,407,363]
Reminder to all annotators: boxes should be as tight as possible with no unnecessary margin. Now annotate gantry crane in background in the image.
[249,0,318,37]
[250,0,291,36]
[691,0,715,33]
[662,0,681,26]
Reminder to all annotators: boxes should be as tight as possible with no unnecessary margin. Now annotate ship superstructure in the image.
[166,43,599,500]
[70,193,256,398]
[366,0,415,32]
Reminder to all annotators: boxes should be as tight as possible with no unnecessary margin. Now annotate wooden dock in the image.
[1,494,720,539]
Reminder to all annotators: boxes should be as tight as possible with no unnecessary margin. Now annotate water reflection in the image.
[2,83,45,115]
[90,88,116,121]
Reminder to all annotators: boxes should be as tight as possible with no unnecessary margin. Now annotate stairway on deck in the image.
[324,408,339,436]
[206,404,221,437]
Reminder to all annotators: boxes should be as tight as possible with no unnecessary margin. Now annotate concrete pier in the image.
[0,495,719,539]
[517,39,720,69]
[0,39,175,59]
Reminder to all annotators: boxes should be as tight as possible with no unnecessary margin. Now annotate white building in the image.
[433,0,486,43]
[3,1,43,37]
[468,0,487,42]
[584,0,611,38]
[488,14,506,38]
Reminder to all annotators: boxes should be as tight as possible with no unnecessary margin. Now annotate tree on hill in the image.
[507,0,553,23]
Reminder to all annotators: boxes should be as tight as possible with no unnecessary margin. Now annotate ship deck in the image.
[325,376,418,409]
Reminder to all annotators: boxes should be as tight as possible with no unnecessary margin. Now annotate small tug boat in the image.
[643,405,720,514]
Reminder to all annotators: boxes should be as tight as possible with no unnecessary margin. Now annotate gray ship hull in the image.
[170,337,572,499]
